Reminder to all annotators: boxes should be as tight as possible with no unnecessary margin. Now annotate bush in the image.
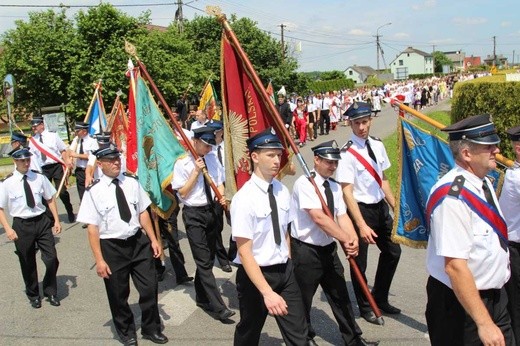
[451,78,520,158]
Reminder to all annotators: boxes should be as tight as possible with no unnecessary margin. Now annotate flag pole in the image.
[389,98,514,168]
[124,41,226,207]
[84,80,102,123]
[210,6,383,324]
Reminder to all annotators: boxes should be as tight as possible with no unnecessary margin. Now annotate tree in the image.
[433,51,453,73]
[1,9,78,115]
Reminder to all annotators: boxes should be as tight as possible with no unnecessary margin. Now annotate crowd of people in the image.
[0,71,518,346]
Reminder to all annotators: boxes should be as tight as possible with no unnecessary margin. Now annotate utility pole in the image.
[432,45,436,75]
[513,50,516,67]
[279,24,286,61]
[174,0,184,33]
[374,23,391,71]
[493,35,497,66]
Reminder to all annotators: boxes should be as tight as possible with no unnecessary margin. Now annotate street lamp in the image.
[375,22,392,71]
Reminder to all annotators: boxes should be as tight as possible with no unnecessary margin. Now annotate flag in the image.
[84,83,107,136]
[266,80,276,104]
[108,97,128,152]
[198,79,220,120]
[126,60,138,174]
[221,33,292,194]
[135,76,186,218]
[392,117,504,248]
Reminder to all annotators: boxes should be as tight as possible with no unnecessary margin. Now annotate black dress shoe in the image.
[360,311,378,325]
[30,298,42,309]
[46,295,60,306]
[82,223,88,229]
[356,336,380,346]
[221,264,232,273]
[177,276,194,285]
[196,301,213,312]
[142,332,168,344]
[67,212,75,223]
[123,337,138,346]
[376,301,401,314]
[216,308,236,321]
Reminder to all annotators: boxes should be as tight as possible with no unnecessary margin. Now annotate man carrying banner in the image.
[231,127,308,346]
[336,102,401,324]
[29,116,75,223]
[68,122,98,203]
[500,125,520,342]
[291,140,378,346]
[77,144,167,346]
[171,125,234,322]
[425,114,514,345]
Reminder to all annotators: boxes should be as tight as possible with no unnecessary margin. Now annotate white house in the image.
[390,47,434,80]
[344,65,377,84]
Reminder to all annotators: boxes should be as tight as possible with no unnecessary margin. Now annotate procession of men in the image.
[0,83,518,346]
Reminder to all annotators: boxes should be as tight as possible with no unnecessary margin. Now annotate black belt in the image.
[509,241,520,249]
[479,288,501,299]
[101,230,141,243]
[358,200,385,208]
[13,213,45,222]
[42,163,60,168]
[291,237,335,251]
[75,167,86,171]
[184,204,213,211]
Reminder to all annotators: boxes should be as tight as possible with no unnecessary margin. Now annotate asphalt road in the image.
[0,99,451,345]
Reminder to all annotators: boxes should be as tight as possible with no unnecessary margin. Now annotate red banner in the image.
[221,33,291,194]
[109,99,129,152]
[126,67,138,174]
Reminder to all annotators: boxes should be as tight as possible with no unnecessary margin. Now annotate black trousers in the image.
[213,202,230,267]
[42,163,73,214]
[426,276,515,346]
[506,242,520,342]
[292,238,362,345]
[100,231,161,342]
[13,214,59,300]
[319,109,330,135]
[157,202,189,281]
[182,204,227,312]
[75,167,86,202]
[349,200,401,314]
[234,260,309,346]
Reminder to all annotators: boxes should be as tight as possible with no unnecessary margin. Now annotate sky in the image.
[0,0,519,72]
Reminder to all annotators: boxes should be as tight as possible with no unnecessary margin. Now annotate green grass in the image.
[383,110,451,192]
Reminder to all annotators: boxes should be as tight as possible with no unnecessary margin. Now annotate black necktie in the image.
[23,175,36,209]
[112,178,131,222]
[323,180,334,217]
[365,139,377,163]
[482,181,498,210]
[217,145,223,165]
[39,134,47,162]
[79,138,84,154]
[202,159,213,205]
[267,184,282,245]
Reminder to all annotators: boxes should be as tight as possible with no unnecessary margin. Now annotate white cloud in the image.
[501,21,512,27]
[348,29,369,36]
[412,0,437,11]
[394,32,410,39]
[452,17,487,25]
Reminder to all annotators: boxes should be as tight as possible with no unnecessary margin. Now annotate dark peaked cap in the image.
[74,121,89,130]
[246,127,283,152]
[193,126,216,146]
[345,102,372,120]
[441,114,500,145]
[94,143,120,159]
[10,147,33,160]
[506,125,520,141]
[312,140,341,160]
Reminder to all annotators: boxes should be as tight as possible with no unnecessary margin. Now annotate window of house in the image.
[349,71,353,75]
[399,60,403,66]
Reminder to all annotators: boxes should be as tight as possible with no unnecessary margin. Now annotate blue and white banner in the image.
[391,117,503,248]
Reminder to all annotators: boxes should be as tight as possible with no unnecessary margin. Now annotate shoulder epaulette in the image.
[329,177,339,184]
[340,140,353,152]
[0,173,13,182]
[86,179,100,191]
[447,175,465,198]
[369,135,382,142]
[123,172,138,180]
[31,169,43,175]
